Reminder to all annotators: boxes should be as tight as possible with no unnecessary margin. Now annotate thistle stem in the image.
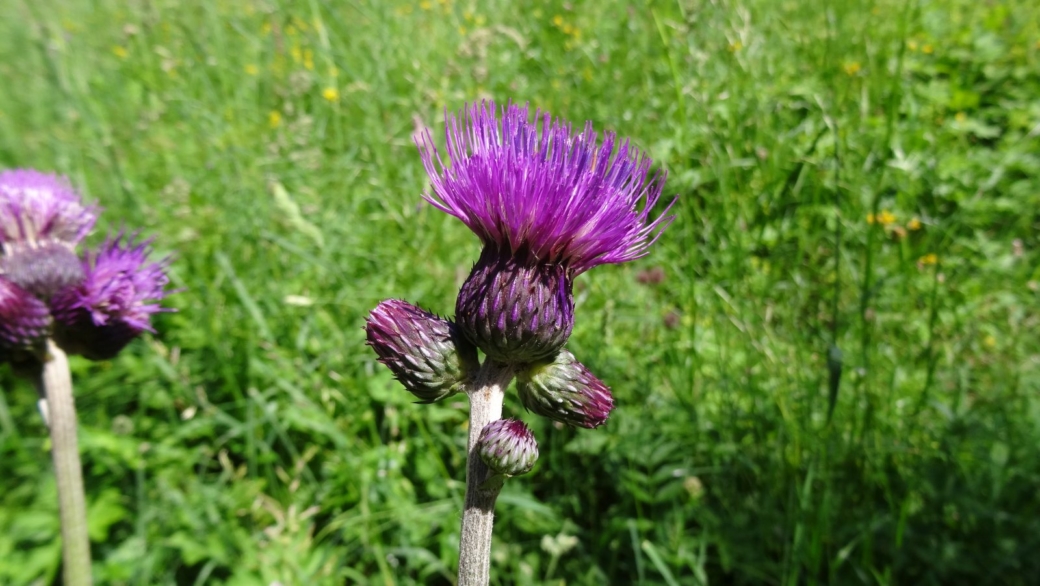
[458,360,514,586]
[35,340,93,586]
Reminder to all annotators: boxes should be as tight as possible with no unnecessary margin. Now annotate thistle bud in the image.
[0,276,51,360]
[455,246,574,365]
[516,349,614,428]
[476,418,538,477]
[366,299,479,403]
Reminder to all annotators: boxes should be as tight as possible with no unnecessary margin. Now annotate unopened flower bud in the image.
[455,246,573,365]
[366,299,479,403]
[476,418,538,477]
[516,349,614,428]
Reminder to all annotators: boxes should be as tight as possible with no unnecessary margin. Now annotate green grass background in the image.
[2,0,1039,583]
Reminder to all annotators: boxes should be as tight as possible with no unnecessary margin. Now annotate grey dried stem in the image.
[35,340,93,586]
[457,360,514,586]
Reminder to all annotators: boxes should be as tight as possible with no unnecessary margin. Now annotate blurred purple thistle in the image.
[51,234,173,360]
[0,169,97,252]
[0,170,98,299]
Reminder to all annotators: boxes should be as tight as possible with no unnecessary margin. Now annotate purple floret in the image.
[416,101,675,275]
[0,169,97,250]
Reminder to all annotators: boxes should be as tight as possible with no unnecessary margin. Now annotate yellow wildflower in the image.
[421,0,432,9]
[112,45,128,59]
[729,41,743,52]
[868,210,896,226]
[268,111,282,128]
[552,14,564,27]
[843,62,861,76]
[322,87,340,102]
[954,111,967,122]
[922,44,934,54]
[907,217,922,231]
[245,64,259,76]
[918,253,938,266]
[303,49,314,71]
[907,40,918,52]
[983,335,997,349]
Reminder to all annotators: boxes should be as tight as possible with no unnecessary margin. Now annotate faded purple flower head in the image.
[366,299,479,403]
[0,169,97,251]
[416,102,674,364]
[477,418,539,477]
[416,101,674,275]
[0,276,51,358]
[515,349,615,429]
[51,234,173,360]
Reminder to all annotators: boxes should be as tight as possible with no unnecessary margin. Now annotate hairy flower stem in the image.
[458,360,514,585]
[35,340,93,586]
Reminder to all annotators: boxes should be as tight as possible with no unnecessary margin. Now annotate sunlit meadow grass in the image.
[1,0,1039,584]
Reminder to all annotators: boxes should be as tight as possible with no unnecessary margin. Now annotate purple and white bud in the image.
[0,276,51,360]
[50,234,173,360]
[516,349,615,429]
[366,299,480,403]
[476,418,539,477]
[455,246,574,365]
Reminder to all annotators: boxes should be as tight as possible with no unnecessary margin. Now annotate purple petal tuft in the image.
[50,233,173,359]
[416,101,675,274]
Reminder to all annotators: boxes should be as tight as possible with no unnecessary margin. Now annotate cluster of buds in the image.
[366,101,674,477]
[0,169,173,366]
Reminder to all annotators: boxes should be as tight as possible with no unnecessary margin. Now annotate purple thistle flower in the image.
[476,418,539,477]
[366,299,480,403]
[0,170,97,299]
[417,101,674,363]
[0,169,97,251]
[51,234,173,360]
[0,276,51,360]
[515,349,615,429]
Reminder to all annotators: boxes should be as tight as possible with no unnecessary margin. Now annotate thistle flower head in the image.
[366,299,480,403]
[51,234,173,360]
[0,276,51,358]
[476,418,539,477]
[417,101,674,275]
[0,169,97,251]
[516,349,615,429]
